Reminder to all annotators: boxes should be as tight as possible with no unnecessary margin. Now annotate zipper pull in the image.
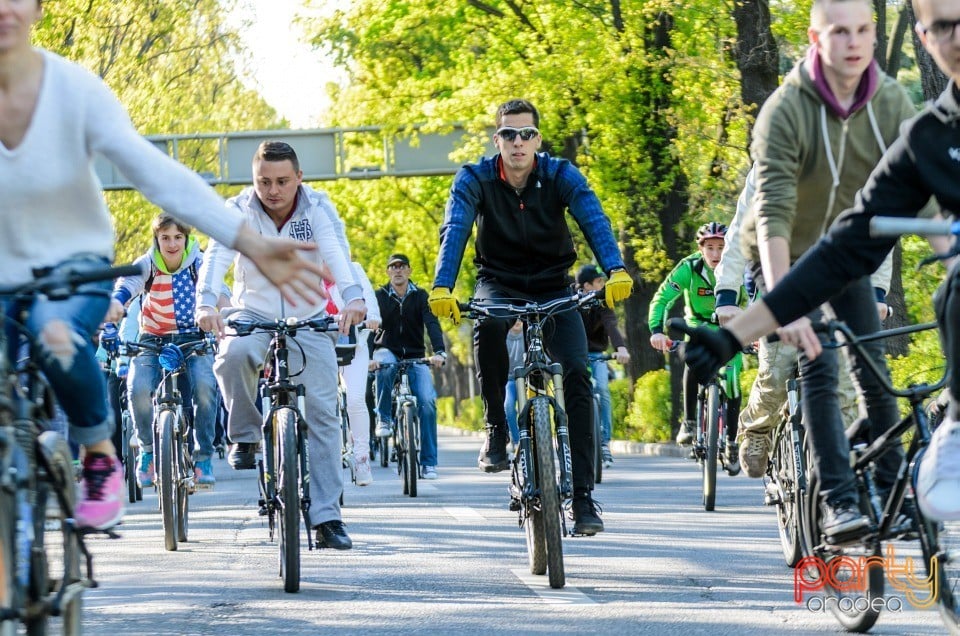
[519,200,525,211]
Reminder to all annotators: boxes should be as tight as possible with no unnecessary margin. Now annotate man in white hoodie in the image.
[197,141,365,550]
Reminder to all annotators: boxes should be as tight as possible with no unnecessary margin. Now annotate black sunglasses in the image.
[918,17,960,42]
[495,126,540,142]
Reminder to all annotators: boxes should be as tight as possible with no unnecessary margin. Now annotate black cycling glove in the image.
[678,326,742,385]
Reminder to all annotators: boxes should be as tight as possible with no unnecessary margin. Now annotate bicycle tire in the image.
[38,432,82,635]
[593,396,603,485]
[0,484,13,636]
[803,465,883,632]
[123,412,138,504]
[403,403,418,498]
[158,410,178,551]
[913,453,960,633]
[276,408,301,593]
[703,384,720,511]
[773,422,803,567]
[520,449,547,576]
[531,397,564,589]
[176,436,190,544]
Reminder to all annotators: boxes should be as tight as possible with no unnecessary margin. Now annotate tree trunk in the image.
[731,0,779,131]
[907,3,949,100]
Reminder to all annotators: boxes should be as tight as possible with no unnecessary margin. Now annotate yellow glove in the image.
[428,287,461,325]
[605,269,633,308]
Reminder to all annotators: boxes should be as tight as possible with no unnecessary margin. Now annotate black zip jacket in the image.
[374,281,445,360]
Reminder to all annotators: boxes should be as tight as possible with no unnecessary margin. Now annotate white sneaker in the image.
[917,417,960,520]
[421,465,438,480]
[355,455,373,487]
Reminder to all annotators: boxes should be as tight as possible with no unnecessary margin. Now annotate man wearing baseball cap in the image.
[372,253,447,480]
[576,265,630,469]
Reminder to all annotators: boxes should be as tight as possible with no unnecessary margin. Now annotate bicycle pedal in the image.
[508,497,521,512]
[258,505,268,516]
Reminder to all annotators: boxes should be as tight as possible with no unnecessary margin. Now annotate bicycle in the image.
[375,359,431,498]
[460,290,601,590]
[666,325,743,512]
[100,327,142,506]
[226,315,341,593]
[763,372,808,568]
[110,333,216,552]
[588,352,615,485]
[786,318,942,632]
[336,336,358,499]
[0,262,140,636]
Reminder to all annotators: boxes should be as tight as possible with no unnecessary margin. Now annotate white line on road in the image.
[443,506,486,522]
[511,568,597,604]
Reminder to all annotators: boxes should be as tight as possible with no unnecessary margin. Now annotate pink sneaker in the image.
[75,453,125,530]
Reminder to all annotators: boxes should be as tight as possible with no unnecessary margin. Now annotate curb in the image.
[438,425,688,459]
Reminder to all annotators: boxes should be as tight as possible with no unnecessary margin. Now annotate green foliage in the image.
[625,369,673,443]
[609,377,632,440]
[452,396,485,432]
[887,329,947,417]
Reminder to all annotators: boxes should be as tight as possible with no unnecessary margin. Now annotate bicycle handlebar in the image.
[869,216,957,238]
[0,263,144,301]
[226,315,340,337]
[457,290,601,320]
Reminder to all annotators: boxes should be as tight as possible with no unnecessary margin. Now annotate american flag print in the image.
[141,269,198,336]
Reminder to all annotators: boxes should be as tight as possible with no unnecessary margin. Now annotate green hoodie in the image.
[741,55,916,264]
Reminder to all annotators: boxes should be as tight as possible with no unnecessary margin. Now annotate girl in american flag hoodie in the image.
[106,214,226,489]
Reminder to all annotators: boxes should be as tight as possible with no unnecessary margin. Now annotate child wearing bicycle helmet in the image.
[648,222,746,475]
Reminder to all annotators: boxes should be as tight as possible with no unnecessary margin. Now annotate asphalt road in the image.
[71,428,946,635]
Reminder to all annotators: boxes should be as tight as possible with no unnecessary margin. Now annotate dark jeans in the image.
[795,276,902,506]
[473,280,595,491]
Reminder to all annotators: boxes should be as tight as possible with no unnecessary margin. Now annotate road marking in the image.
[511,568,596,604]
[443,506,485,522]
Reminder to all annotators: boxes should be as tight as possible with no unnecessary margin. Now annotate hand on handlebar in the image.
[428,287,461,325]
[196,306,225,341]
[774,316,822,359]
[429,354,446,368]
[667,318,742,386]
[714,304,742,327]
[104,298,125,324]
[649,333,672,352]
[338,298,366,335]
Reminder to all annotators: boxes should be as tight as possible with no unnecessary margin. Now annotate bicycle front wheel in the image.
[913,453,960,633]
[703,384,720,511]
[403,404,418,498]
[176,435,190,544]
[276,408,301,593]
[157,411,178,551]
[531,397,564,589]
[122,412,139,504]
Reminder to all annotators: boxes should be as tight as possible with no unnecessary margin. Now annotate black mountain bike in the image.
[227,315,340,593]
[794,319,943,633]
[460,291,600,590]
[113,334,215,552]
[0,262,140,636]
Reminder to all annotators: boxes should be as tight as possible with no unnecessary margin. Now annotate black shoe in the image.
[570,494,604,536]
[822,500,871,544]
[228,442,257,470]
[315,520,353,550]
[478,425,509,473]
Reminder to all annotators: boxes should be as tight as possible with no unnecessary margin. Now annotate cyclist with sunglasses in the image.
[428,99,632,535]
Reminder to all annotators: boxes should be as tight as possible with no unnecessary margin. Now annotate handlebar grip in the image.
[869,216,956,238]
[70,263,145,285]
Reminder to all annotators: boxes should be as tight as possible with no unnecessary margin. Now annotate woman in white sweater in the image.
[0,0,328,530]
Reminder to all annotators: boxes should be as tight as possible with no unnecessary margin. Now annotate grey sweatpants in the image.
[214,311,342,526]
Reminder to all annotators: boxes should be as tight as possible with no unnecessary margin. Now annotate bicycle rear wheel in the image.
[176,435,190,544]
[276,408,301,593]
[122,412,138,504]
[773,422,803,567]
[803,466,883,632]
[703,384,720,511]
[519,444,546,576]
[379,434,390,468]
[531,397,564,588]
[403,404,418,498]
[592,396,603,485]
[157,411,178,552]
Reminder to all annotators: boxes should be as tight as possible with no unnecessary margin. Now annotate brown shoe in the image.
[738,431,771,478]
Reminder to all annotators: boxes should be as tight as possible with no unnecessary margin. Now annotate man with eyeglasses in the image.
[678,0,960,522]
[427,99,632,535]
[372,253,446,480]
